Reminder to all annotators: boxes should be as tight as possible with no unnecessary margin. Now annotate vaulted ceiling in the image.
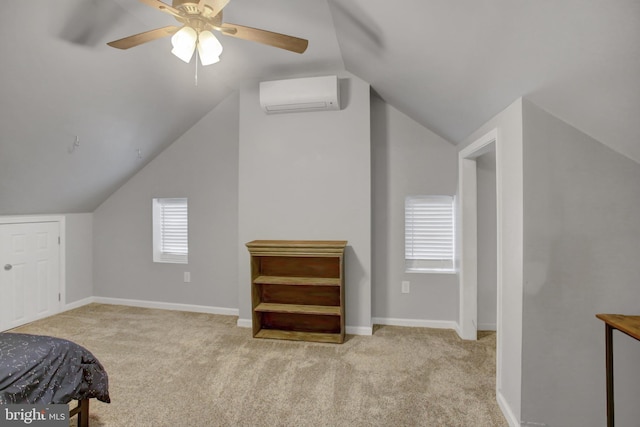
[1,0,638,215]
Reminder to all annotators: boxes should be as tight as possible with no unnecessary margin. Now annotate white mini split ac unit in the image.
[259,75,341,114]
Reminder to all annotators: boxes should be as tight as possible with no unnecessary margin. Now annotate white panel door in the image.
[0,221,60,331]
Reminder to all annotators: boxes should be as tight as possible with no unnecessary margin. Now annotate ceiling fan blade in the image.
[107,26,180,49]
[138,0,183,18]
[208,0,230,17]
[220,23,308,54]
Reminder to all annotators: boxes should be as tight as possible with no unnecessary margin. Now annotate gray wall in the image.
[371,94,459,324]
[92,94,239,310]
[521,100,640,427]
[477,151,497,330]
[64,213,93,304]
[237,73,372,330]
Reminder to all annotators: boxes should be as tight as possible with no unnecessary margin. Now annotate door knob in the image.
[4,264,12,271]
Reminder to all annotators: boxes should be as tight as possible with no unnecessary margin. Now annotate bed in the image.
[0,333,110,427]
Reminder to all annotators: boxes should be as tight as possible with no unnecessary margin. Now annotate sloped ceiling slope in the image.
[0,0,342,215]
[330,0,640,160]
[0,1,638,215]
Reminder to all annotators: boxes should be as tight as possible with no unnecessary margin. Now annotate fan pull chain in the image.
[194,49,199,86]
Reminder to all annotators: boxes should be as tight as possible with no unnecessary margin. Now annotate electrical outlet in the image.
[401,281,410,293]
[184,272,191,283]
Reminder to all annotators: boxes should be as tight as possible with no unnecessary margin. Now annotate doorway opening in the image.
[458,129,502,390]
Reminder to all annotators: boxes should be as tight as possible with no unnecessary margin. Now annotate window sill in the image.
[153,257,188,264]
[405,268,457,275]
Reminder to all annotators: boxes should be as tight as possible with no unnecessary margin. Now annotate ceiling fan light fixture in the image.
[106,0,309,66]
[197,30,223,66]
[171,26,197,63]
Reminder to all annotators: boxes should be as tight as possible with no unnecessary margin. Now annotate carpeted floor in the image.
[11,304,506,427]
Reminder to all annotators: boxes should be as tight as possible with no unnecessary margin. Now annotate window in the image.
[405,195,455,273]
[153,198,188,264]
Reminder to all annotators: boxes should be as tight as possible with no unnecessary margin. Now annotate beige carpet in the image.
[11,304,506,427]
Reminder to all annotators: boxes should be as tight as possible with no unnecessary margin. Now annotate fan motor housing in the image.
[171,0,221,28]
[173,0,212,16]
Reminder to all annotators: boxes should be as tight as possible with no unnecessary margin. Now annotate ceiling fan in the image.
[107,0,308,65]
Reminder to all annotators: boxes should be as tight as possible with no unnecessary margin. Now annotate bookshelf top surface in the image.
[246,240,347,256]
[247,240,347,249]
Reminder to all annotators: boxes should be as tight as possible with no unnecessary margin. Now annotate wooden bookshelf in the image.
[246,240,347,344]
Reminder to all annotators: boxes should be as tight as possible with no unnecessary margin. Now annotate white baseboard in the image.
[454,322,463,337]
[64,296,96,312]
[497,389,520,427]
[92,297,239,317]
[237,318,252,328]
[65,300,458,339]
[237,318,373,336]
[478,322,497,331]
[346,325,373,336]
[372,317,457,330]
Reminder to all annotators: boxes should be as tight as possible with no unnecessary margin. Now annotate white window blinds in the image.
[405,195,455,272]
[153,198,188,264]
